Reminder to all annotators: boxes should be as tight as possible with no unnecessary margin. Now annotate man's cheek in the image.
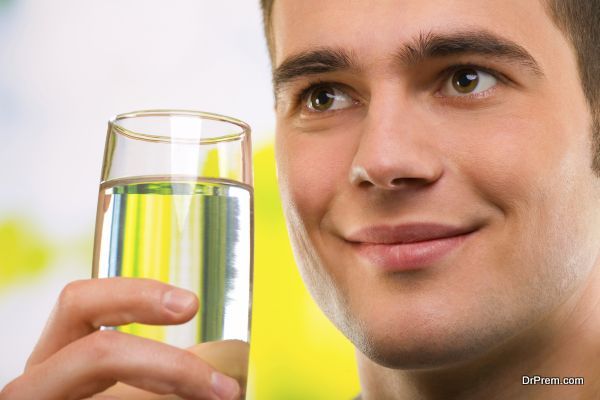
[286,165,336,223]
[282,143,347,208]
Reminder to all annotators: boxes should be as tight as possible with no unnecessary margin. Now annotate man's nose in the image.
[349,100,444,190]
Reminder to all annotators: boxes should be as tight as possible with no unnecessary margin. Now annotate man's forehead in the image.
[271,0,553,67]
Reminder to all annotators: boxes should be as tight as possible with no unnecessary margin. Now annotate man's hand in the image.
[0,278,246,400]
[102,340,250,399]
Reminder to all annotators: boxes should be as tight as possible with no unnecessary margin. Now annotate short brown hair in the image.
[259,0,276,61]
[259,0,600,171]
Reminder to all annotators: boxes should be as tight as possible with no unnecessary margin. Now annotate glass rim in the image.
[109,109,251,145]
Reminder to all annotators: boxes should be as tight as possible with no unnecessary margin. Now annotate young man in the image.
[2,1,599,399]
[262,0,600,398]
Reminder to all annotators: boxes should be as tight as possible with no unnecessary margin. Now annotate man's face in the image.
[272,0,600,368]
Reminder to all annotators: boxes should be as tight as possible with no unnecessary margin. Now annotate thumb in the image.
[188,339,250,392]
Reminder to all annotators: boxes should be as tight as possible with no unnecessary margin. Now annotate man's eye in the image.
[441,68,497,96]
[305,85,355,112]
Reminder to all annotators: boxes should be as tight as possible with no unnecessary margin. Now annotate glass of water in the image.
[92,109,253,348]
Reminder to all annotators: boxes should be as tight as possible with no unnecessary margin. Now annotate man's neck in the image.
[355,267,600,400]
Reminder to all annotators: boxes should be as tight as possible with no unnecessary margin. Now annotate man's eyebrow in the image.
[396,30,543,75]
[273,48,356,95]
[273,30,543,96]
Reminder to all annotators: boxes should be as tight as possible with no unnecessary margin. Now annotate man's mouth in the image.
[345,223,478,271]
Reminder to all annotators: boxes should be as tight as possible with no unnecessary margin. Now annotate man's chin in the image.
[344,317,508,370]
[356,340,479,370]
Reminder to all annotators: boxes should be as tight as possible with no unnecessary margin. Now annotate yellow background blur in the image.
[248,146,360,399]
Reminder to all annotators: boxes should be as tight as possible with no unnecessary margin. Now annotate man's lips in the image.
[345,223,478,271]
[346,223,476,244]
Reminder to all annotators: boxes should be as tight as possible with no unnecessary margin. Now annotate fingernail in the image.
[162,288,196,313]
[211,371,240,400]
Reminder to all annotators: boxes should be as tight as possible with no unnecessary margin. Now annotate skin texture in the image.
[272,0,600,398]
[0,278,245,400]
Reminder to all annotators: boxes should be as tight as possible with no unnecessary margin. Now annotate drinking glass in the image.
[92,109,253,348]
